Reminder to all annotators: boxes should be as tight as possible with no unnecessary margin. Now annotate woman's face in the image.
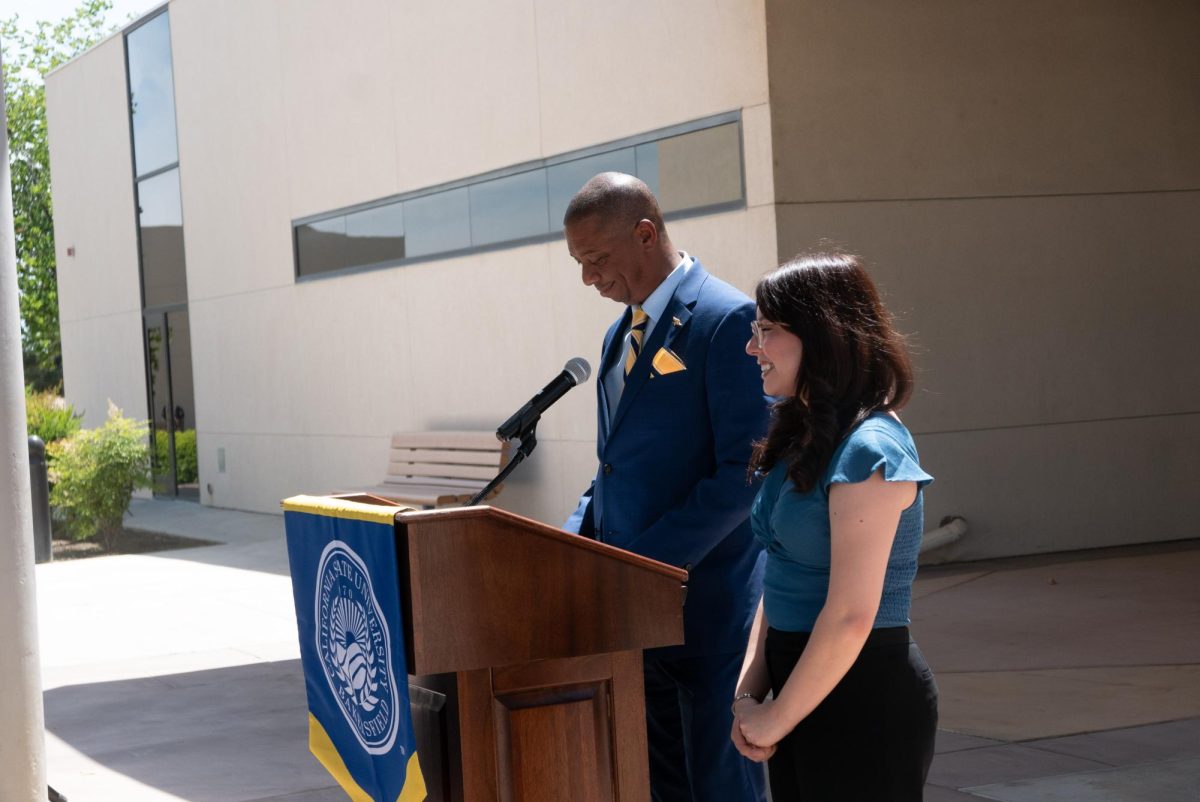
[746,313,803,397]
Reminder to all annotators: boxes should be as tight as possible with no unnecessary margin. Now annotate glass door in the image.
[144,308,197,499]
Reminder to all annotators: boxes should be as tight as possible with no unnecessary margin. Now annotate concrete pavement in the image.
[34,498,1200,800]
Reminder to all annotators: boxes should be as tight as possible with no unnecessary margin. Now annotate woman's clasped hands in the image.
[730,698,789,763]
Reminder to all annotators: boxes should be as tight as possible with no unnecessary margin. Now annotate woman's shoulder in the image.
[851,412,917,451]
[826,412,931,489]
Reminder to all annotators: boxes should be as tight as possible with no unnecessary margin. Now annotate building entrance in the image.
[144,307,197,500]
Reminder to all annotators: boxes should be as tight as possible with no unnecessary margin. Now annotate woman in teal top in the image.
[730,253,938,800]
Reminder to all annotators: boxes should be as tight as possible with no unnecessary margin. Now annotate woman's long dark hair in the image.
[750,252,913,493]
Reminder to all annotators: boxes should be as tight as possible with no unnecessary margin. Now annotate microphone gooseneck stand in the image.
[467,427,538,507]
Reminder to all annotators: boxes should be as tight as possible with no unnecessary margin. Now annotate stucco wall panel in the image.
[58,313,148,429]
[765,0,1200,203]
[534,0,769,155]
[45,36,141,325]
[387,1,543,192]
[919,414,1198,563]
[168,0,294,301]
[775,191,1200,435]
[278,0,402,216]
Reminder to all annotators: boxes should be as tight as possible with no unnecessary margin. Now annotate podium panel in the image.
[319,497,687,802]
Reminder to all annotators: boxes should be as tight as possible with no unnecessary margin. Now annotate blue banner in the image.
[283,495,426,802]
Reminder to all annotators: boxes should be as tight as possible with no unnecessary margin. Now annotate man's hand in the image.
[730,700,777,762]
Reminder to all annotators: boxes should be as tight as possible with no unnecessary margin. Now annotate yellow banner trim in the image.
[398,751,428,802]
[282,494,411,525]
[308,713,428,802]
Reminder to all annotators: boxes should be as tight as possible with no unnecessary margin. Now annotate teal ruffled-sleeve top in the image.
[751,412,933,633]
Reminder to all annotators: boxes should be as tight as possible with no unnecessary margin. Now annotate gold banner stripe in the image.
[308,714,428,802]
[398,752,428,802]
[282,494,411,525]
[308,714,375,802]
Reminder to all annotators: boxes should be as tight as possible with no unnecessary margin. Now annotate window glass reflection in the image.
[547,148,636,231]
[345,204,406,266]
[296,217,348,277]
[291,117,744,279]
[127,12,179,177]
[634,142,660,197]
[469,170,549,246]
[144,316,173,492]
[165,308,198,499]
[137,168,188,307]
[404,188,471,257]
[653,122,742,213]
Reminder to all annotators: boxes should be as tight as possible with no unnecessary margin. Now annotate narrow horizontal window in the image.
[294,113,743,280]
[470,170,550,246]
[345,204,406,265]
[405,188,471,259]
[296,217,349,277]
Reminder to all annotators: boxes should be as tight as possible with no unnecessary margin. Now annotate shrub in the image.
[25,386,80,445]
[154,428,198,485]
[49,401,153,549]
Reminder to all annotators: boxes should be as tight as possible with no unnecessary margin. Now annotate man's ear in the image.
[635,219,658,248]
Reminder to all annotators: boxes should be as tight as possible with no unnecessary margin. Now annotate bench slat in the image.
[380,476,487,490]
[349,431,510,510]
[386,461,497,481]
[387,448,502,467]
[390,431,504,450]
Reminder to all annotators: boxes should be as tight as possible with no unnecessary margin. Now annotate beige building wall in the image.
[155,0,776,521]
[45,36,148,428]
[764,1,1200,560]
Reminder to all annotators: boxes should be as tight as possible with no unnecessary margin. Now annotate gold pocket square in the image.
[651,347,686,376]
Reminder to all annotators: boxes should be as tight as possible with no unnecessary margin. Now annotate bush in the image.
[154,428,198,485]
[25,386,80,445]
[49,401,153,549]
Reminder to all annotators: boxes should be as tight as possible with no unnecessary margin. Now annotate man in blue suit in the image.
[563,173,769,801]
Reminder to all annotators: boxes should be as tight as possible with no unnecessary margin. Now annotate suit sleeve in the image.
[563,482,596,538]
[620,302,769,567]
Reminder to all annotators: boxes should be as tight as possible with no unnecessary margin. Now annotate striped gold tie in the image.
[625,307,649,376]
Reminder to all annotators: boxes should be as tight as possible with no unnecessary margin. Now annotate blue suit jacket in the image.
[565,260,770,658]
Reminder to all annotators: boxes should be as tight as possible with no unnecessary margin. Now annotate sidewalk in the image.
[34,498,1200,801]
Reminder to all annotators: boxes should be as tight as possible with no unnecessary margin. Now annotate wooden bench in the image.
[360,431,512,509]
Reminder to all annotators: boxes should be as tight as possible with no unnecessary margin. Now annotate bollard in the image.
[28,436,52,563]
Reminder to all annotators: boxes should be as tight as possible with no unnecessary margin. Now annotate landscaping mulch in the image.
[50,528,218,561]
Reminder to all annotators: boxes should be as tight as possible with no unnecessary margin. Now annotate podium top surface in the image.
[400,505,689,582]
[296,492,687,582]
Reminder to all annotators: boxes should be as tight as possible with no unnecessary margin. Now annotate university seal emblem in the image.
[315,540,400,755]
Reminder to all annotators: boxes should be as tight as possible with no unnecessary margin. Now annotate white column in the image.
[0,49,49,802]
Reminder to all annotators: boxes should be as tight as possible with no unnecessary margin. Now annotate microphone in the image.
[496,358,592,441]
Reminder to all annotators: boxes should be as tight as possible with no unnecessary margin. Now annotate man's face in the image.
[565,215,655,306]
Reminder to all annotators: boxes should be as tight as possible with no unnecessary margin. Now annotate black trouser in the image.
[765,626,938,801]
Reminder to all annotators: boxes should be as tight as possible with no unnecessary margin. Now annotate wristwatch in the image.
[730,692,760,715]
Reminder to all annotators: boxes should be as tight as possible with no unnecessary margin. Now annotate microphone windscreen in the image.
[564,357,591,385]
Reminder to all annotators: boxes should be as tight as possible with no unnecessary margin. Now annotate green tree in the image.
[1,1,115,390]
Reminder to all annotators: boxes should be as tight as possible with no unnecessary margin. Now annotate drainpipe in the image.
[0,51,49,802]
[920,516,968,554]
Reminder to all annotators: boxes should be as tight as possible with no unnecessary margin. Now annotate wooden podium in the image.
[382,502,687,802]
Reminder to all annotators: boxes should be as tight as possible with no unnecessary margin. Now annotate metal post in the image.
[0,46,50,802]
[29,435,53,563]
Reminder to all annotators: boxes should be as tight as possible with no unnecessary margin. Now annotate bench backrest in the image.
[381,431,511,496]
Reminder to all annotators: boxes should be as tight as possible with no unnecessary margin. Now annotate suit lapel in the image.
[608,263,708,437]
[597,309,630,442]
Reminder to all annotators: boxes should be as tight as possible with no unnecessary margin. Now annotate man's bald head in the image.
[563,172,666,234]
[563,172,679,305]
